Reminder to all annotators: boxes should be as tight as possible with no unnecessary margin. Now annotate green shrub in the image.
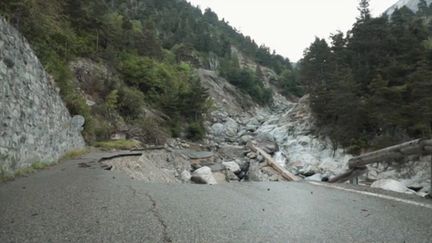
[95,139,141,151]
[135,117,169,145]
[31,162,50,170]
[118,87,145,119]
[186,122,206,141]
[60,149,90,161]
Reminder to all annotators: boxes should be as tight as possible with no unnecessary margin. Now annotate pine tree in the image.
[357,0,371,22]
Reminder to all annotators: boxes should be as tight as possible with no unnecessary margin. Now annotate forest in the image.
[0,0,297,143]
[299,0,432,153]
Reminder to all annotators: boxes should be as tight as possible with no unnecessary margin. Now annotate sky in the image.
[187,0,397,61]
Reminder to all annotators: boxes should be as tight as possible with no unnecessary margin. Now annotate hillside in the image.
[0,0,301,145]
[299,0,432,152]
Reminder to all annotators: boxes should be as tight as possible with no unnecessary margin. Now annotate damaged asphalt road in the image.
[1,153,431,243]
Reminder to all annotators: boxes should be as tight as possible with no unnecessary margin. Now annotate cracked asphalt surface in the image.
[1,152,432,242]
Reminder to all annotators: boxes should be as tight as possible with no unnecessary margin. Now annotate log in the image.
[348,139,425,168]
[247,142,299,181]
[98,152,143,162]
[348,151,403,168]
[130,146,165,151]
[333,138,432,185]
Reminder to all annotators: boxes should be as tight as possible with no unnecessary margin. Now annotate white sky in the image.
[187,0,397,61]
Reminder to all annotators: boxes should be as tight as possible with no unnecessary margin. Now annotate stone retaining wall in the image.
[0,17,85,175]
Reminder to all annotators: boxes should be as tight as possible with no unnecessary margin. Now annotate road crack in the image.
[127,185,137,197]
[145,192,172,243]
[125,185,171,242]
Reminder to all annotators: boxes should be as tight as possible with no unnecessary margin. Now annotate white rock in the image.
[191,166,217,185]
[180,170,191,182]
[371,179,416,194]
[222,161,241,172]
[305,173,323,182]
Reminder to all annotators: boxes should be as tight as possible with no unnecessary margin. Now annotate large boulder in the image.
[224,118,239,138]
[191,166,217,185]
[371,179,416,194]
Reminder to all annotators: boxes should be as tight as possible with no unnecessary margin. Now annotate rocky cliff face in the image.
[0,17,85,176]
[200,56,430,195]
[385,0,432,15]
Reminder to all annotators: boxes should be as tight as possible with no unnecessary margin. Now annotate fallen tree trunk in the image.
[348,139,431,169]
[247,142,299,181]
[332,138,432,184]
[98,152,143,162]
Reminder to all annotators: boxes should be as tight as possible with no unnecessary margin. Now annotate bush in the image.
[135,117,169,145]
[118,87,145,119]
[186,122,206,141]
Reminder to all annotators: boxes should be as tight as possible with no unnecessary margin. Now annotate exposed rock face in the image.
[255,95,352,177]
[0,17,85,175]
[385,0,432,16]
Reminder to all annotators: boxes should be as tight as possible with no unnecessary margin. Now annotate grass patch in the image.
[0,148,90,183]
[94,139,141,151]
[31,161,51,170]
[14,166,36,177]
[0,170,14,182]
[60,148,90,161]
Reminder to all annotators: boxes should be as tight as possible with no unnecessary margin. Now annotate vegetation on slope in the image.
[299,0,432,152]
[0,0,300,143]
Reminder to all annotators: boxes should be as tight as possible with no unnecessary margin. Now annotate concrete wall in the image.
[0,17,85,175]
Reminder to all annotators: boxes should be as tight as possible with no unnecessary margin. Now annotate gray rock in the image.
[191,163,202,171]
[211,123,224,136]
[257,155,265,162]
[247,152,257,159]
[191,166,217,185]
[245,124,258,132]
[188,151,213,160]
[208,163,223,172]
[71,115,85,129]
[222,161,241,172]
[240,135,253,145]
[224,118,239,138]
[263,143,279,155]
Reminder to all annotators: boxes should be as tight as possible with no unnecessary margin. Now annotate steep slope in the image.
[0,0,298,144]
[0,17,85,176]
